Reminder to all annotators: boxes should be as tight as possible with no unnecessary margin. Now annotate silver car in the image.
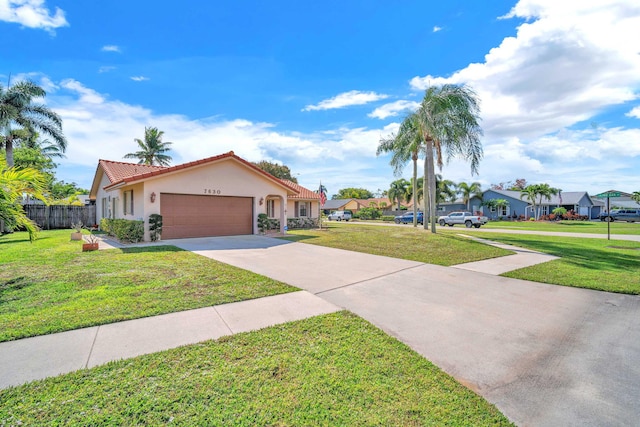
[600,209,640,222]
[327,210,352,221]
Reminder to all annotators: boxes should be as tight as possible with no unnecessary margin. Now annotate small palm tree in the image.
[0,80,67,167]
[388,178,410,211]
[457,181,483,212]
[632,191,640,204]
[124,127,173,166]
[0,158,46,241]
[520,183,560,220]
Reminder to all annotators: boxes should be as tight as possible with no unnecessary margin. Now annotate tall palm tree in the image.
[377,113,423,227]
[415,84,483,233]
[0,80,66,167]
[387,178,410,211]
[124,127,173,166]
[457,181,483,212]
[0,158,46,241]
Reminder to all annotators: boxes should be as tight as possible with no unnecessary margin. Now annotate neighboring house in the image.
[480,189,600,219]
[436,200,469,215]
[358,198,394,210]
[321,198,359,214]
[89,151,321,241]
[593,190,640,211]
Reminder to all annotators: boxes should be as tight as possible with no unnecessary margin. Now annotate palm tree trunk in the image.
[412,152,418,227]
[424,138,437,233]
[5,139,14,167]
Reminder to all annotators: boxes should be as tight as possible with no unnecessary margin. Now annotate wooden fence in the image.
[23,205,97,230]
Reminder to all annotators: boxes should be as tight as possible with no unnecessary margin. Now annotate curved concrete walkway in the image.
[2,234,639,427]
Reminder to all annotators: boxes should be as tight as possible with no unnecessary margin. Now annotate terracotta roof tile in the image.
[99,159,166,184]
[280,180,321,200]
[100,152,298,194]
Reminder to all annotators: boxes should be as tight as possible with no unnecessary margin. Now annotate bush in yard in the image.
[258,214,281,232]
[357,207,381,220]
[552,207,567,219]
[100,218,144,242]
[149,214,162,241]
[381,215,395,222]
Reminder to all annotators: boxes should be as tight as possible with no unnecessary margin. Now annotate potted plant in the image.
[71,221,83,241]
[82,232,100,252]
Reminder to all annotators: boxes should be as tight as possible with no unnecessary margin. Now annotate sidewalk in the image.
[0,291,339,389]
[453,234,559,275]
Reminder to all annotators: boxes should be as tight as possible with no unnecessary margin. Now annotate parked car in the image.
[327,210,352,221]
[438,211,488,228]
[394,211,424,224]
[600,209,640,222]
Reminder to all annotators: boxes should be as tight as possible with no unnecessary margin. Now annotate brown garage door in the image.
[160,193,253,239]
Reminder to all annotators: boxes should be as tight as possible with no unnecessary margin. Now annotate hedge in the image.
[100,218,145,243]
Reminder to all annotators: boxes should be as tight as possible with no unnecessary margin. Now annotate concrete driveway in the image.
[172,235,640,427]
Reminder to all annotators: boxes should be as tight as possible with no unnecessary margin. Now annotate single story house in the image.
[321,198,360,214]
[593,190,640,210]
[478,189,600,220]
[89,151,320,241]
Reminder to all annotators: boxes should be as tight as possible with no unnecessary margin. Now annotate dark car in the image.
[394,211,424,224]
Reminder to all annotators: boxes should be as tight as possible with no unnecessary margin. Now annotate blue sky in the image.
[2,0,640,197]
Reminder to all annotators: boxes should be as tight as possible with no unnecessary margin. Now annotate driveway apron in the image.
[173,235,640,427]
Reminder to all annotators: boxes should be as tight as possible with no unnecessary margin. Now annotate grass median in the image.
[471,232,640,294]
[482,219,640,235]
[0,230,295,342]
[283,222,512,265]
[0,311,512,426]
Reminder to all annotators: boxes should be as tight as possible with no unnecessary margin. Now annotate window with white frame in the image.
[101,198,108,218]
[123,190,134,215]
[267,199,275,218]
[499,206,509,216]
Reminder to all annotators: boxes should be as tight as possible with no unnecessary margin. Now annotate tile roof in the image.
[280,180,320,200]
[98,160,166,183]
[321,199,355,210]
[357,198,395,208]
[100,151,297,194]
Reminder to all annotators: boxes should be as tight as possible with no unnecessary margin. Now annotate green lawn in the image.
[472,232,640,294]
[482,219,640,235]
[284,222,512,265]
[0,230,295,342]
[0,312,512,427]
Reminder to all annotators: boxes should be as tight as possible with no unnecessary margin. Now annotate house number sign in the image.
[204,189,222,195]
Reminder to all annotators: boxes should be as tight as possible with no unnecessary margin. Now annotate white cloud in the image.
[130,76,149,82]
[368,100,420,119]
[0,0,67,32]
[410,0,640,140]
[626,106,640,119]
[98,66,116,73]
[101,45,121,53]
[48,80,398,193]
[303,90,389,111]
[433,26,442,32]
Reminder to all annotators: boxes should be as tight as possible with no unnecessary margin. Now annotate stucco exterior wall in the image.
[95,172,113,225]
[134,159,290,239]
